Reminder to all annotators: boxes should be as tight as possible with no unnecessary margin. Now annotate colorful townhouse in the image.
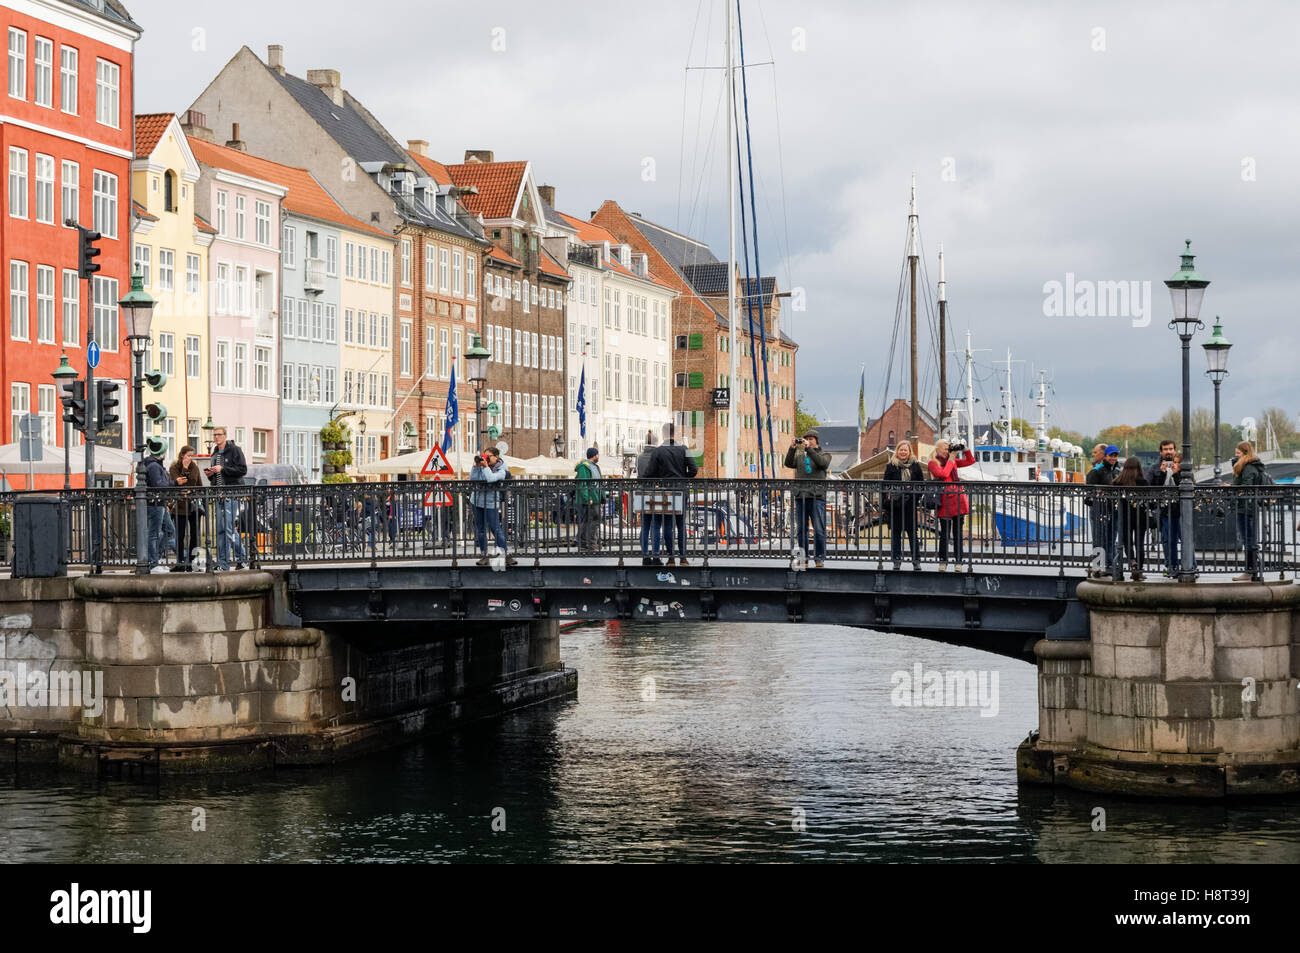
[186,125,283,464]
[1,0,139,482]
[337,221,398,471]
[556,209,676,471]
[188,45,487,466]
[131,112,211,459]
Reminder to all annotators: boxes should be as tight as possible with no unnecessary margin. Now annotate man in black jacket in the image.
[1145,439,1190,575]
[642,423,698,565]
[1086,443,1119,577]
[204,425,248,570]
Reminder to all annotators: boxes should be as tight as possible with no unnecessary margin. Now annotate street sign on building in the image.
[711,388,730,409]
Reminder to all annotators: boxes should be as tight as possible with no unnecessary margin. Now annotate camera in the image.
[795,437,805,445]
[474,454,484,466]
[949,442,966,453]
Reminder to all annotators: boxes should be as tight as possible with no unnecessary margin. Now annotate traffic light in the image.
[144,369,168,391]
[77,226,102,279]
[61,379,87,433]
[95,379,120,431]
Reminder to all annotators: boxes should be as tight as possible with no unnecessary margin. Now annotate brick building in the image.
[859,398,938,458]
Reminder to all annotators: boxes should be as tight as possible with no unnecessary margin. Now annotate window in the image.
[345,241,355,278]
[342,370,353,405]
[234,266,248,315]
[92,170,116,237]
[531,285,538,307]
[453,250,463,297]
[95,58,119,127]
[425,327,436,375]
[466,254,476,298]
[325,304,336,344]
[326,236,337,276]
[504,391,512,429]
[522,279,530,313]
[233,343,247,391]
[254,347,270,393]
[8,29,26,100]
[92,276,118,352]
[324,367,336,404]
[513,280,521,302]
[570,322,577,354]
[255,201,271,246]
[11,384,29,442]
[61,269,78,345]
[297,300,308,339]
[425,245,434,287]
[36,265,54,343]
[439,328,449,378]
[400,322,411,376]
[158,248,174,292]
[185,335,200,378]
[401,239,411,286]
[282,222,295,266]
[185,253,200,296]
[214,262,229,314]
[381,250,389,286]
[33,37,51,107]
[675,373,688,387]
[453,329,462,378]
[10,261,28,340]
[59,159,78,227]
[369,247,378,283]
[439,248,449,293]
[158,332,175,377]
[367,372,377,406]
[214,190,228,236]
[38,383,56,445]
[59,46,76,113]
[311,301,323,341]
[603,287,611,327]
[234,195,245,239]
[357,245,367,281]
[33,154,54,224]
[297,363,309,402]
[253,429,268,458]
[132,244,150,288]
[281,296,295,338]
[368,312,377,347]
[281,363,293,401]
[8,148,27,218]
[532,332,539,369]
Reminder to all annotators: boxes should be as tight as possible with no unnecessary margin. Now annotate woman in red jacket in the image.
[927,440,976,571]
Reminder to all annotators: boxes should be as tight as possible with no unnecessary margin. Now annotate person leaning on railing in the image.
[574,447,605,554]
[1085,443,1120,578]
[783,428,831,568]
[168,445,203,572]
[927,439,975,572]
[1113,456,1149,582]
[143,436,174,573]
[642,422,698,566]
[883,440,924,571]
[1231,440,1268,581]
[469,447,516,567]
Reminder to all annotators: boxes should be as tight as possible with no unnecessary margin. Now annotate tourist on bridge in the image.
[927,439,975,572]
[635,431,665,565]
[784,428,831,568]
[1231,440,1268,581]
[1114,456,1150,582]
[642,422,698,566]
[883,440,924,571]
[1085,443,1119,578]
[1145,440,1191,576]
[168,445,204,572]
[470,447,516,567]
[203,425,249,571]
[143,437,174,573]
[575,448,606,553]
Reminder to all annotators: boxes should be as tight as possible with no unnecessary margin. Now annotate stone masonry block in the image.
[1164,613,1214,681]
[1114,645,1161,679]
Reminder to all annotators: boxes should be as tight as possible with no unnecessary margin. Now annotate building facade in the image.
[1,0,139,484]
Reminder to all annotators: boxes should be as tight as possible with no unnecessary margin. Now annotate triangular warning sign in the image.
[423,477,453,507]
[421,445,454,476]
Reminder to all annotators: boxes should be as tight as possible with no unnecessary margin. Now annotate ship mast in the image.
[964,330,975,451]
[937,242,947,434]
[724,0,739,477]
[907,175,919,445]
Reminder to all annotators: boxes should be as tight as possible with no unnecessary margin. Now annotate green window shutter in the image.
[689,410,702,426]
[688,372,704,389]
[689,449,704,468]
[688,333,703,350]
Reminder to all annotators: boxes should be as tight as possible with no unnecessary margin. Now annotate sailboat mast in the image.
[937,243,947,434]
[907,174,919,444]
[965,331,975,451]
[1004,348,1014,439]
[725,0,739,478]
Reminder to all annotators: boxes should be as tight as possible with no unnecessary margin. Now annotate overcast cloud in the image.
[131,0,1300,436]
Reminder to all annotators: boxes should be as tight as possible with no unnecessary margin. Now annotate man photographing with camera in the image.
[783,428,831,568]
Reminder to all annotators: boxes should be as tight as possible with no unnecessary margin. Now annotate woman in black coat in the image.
[1113,455,1149,581]
[883,441,925,570]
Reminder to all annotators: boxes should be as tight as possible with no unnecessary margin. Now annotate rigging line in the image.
[733,84,765,477]
[675,0,709,240]
[754,0,796,331]
[678,2,719,240]
[736,0,778,475]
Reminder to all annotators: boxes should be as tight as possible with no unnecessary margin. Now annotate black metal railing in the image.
[17,479,1300,579]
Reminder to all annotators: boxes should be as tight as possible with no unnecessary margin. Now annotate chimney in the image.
[225,122,247,152]
[407,139,429,158]
[307,69,344,107]
[537,184,555,208]
[181,109,214,143]
[636,253,649,277]
[267,45,285,75]
[464,149,494,164]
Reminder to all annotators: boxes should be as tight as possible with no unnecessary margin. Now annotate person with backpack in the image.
[927,439,975,571]
[882,440,924,571]
[1231,440,1269,580]
[144,436,175,572]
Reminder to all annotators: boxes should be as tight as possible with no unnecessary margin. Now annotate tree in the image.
[795,396,820,438]
[1259,407,1299,455]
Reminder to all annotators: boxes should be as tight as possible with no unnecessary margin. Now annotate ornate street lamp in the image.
[202,413,215,449]
[465,333,491,445]
[1164,240,1209,582]
[1202,317,1232,481]
[552,432,564,457]
[118,272,157,574]
[51,352,78,491]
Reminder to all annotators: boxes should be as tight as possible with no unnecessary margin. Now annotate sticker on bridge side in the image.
[509,599,521,611]
[583,577,591,584]
[421,445,455,476]
[656,572,677,583]
[1,614,33,629]
[488,599,504,610]
[559,608,577,616]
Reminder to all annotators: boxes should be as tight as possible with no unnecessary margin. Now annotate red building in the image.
[0,0,139,486]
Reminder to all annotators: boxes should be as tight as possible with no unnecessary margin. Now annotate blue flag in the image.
[576,366,587,440]
[441,364,458,455]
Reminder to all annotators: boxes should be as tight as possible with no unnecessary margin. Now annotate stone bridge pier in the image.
[1019,581,1300,797]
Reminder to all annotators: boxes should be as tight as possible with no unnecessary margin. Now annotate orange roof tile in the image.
[487,245,522,267]
[132,200,157,222]
[556,210,676,291]
[134,112,173,158]
[538,248,569,280]
[411,154,453,187]
[444,160,528,219]
[188,138,391,240]
[194,213,216,234]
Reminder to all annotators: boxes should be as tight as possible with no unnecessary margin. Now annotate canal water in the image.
[2,622,1299,863]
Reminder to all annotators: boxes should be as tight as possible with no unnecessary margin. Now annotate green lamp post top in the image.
[1166,239,1209,288]
[1204,317,1231,348]
[52,350,78,380]
[118,270,155,308]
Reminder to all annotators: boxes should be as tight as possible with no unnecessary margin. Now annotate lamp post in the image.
[1202,317,1232,482]
[201,413,214,452]
[119,272,157,573]
[552,432,564,458]
[465,333,491,446]
[1164,240,1209,582]
[358,416,367,466]
[52,352,78,491]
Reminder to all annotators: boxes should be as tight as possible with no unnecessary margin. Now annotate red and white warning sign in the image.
[421,445,454,476]
[423,482,453,507]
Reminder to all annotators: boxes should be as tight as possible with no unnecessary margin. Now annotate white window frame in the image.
[95,57,119,128]
[8,29,26,101]
[91,170,117,238]
[8,148,27,219]
[59,45,76,115]
[32,36,51,108]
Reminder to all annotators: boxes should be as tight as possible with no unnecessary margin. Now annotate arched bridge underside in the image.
[285,563,1089,662]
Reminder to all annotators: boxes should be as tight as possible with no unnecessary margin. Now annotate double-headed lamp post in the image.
[1164,240,1209,583]
[1202,318,1232,482]
[465,333,491,447]
[51,352,78,491]
[119,272,157,574]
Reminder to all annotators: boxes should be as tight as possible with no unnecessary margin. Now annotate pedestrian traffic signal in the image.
[94,379,120,430]
[144,399,167,425]
[61,379,87,433]
[77,226,102,279]
[144,369,168,391]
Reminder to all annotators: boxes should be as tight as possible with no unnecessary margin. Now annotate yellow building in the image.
[131,113,214,457]
[338,231,397,470]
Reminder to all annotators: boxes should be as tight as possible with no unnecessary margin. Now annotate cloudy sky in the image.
[131,0,1300,437]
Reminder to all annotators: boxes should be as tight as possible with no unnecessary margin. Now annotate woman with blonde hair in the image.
[883,440,925,570]
[1231,440,1268,580]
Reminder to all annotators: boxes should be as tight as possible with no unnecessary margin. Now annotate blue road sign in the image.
[87,341,100,369]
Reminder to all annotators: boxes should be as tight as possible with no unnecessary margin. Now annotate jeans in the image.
[577,502,601,550]
[794,497,827,560]
[162,510,176,559]
[890,507,919,567]
[1237,511,1259,573]
[1159,512,1180,572]
[660,513,687,556]
[640,514,663,555]
[474,505,507,554]
[1091,506,1116,570]
[147,505,165,566]
[176,510,200,565]
[938,515,965,564]
[217,498,247,569]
